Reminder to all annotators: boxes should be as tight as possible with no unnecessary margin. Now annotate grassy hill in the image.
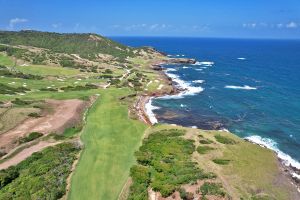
[0,30,135,60]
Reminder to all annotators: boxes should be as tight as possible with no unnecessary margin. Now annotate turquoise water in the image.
[113,37,300,168]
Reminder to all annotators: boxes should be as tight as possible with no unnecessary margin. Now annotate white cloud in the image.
[8,18,28,29]
[149,24,159,30]
[243,23,257,28]
[277,23,284,28]
[52,23,62,29]
[286,21,298,28]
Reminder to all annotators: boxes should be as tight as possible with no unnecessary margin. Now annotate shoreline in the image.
[136,56,300,193]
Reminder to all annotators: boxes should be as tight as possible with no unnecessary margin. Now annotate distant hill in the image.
[0,30,135,60]
[0,30,160,69]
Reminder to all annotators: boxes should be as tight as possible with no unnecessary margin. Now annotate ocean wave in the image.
[195,69,203,71]
[192,61,214,66]
[192,80,205,84]
[182,66,190,69]
[166,68,177,72]
[245,135,300,171]
[145,98,159,124]
[225,85,257,90]
[158,72,204,99]
[237,57,246,60]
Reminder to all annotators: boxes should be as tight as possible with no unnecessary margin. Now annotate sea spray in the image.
[245,135,300,179]
[159,69,204,99]
[144,98,159,125]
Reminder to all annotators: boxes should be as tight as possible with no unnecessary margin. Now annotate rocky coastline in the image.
[135,55,300,196]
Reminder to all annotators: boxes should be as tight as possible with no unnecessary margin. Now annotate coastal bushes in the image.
[0,142,80,199]
[0,84,30,95]
[28,112,41,118]
[212,159,231,165]
[18,132,43,144]
[197,146,214,154]
[199,182,226,197]
[60,83,98,91]
[215,134,237,145]
[11,98,32,105]
[199,138,213,144]
[128,129,216,199]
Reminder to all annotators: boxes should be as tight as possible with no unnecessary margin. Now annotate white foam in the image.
[219,128,230,133]
[166,68,177,72]
[245,135,300,170]
[180,104,187,108]
[144,98,159,125]
[159,72,204,99]
[193,61,214,66]
[191,126,197,129]
[195,69,203,71]
[237,57,246,60]
[182,66,190,69]
[225,85,257,90]
[192,80,205,84]
[292,173,300,180]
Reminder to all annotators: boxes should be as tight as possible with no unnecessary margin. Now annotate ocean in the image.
[112,37,300,170]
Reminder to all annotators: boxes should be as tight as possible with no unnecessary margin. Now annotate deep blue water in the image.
[112,37,300,165]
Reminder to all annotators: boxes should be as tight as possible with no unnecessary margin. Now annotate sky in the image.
[0,0,300,39]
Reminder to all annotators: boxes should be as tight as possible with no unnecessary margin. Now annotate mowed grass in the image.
[69,89,147,200]
[0,54,14,66]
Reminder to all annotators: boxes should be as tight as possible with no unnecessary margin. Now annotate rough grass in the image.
[215,134,237,144]
[0,54,13,66]
[200,182,226,197]
[212,159,231,165]
[194,130,294,200]
[16,64,81,76]
[68,89,146,200]
[197,146,215,154]
[0,107,40,134]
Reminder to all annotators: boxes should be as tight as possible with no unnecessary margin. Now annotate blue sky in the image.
[0,0,300,39]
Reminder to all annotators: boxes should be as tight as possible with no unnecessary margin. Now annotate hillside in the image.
[0,31,298,200]
[0,30,134,59]
[0,30,160,70]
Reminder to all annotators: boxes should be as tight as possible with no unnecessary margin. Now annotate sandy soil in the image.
[0,140,61,170]
[0,99,86,154]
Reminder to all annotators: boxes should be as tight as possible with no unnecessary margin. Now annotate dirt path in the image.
[0,140,61,170]
[0,99,86,154]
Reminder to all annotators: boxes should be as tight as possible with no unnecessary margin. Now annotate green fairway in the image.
[69,89,147,200]
[0,54,14,66]
[16,64,81,76]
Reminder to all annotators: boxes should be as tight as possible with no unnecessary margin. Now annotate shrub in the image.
[0,143,80,199]
[197,146,214,154]
[28,112,41,118]
[199,139,213,144]
[200,182,226,197]
[179,188,194,200]
[19,132,43,144]
[11,98,31,105]
[128,129,215,199]
[215,134,237,145]
[212,159,231,165]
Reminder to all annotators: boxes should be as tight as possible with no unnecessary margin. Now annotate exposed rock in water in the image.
[164,58,196,64]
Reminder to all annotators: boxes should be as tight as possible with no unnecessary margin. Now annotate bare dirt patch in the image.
[0,99,87,154]
[0,140,61,170]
